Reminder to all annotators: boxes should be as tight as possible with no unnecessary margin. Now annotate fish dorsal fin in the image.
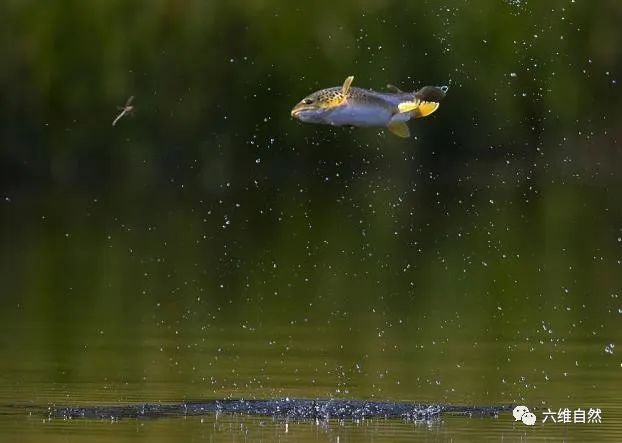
[387,121,411,138]
[386,84,404,93]
[341,76,354,97]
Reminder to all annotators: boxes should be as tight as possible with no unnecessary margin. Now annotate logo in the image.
[512,406,603,426]
[513,405,536,426]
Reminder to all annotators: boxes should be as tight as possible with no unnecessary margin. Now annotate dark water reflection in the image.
[2,0,622,440]
[1,188,621,440]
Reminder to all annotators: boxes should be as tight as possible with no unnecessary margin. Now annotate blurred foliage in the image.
[1,0,621,192]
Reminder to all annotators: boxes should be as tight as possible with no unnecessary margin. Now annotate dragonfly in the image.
[112,96,135,126]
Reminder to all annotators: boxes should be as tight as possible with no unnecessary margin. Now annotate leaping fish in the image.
[291,76,448,138]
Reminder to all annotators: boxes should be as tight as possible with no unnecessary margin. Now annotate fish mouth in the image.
[290,104,317,118]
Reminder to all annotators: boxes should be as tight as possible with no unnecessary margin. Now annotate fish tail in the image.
[414,85,448,103]
[410,85,448,119]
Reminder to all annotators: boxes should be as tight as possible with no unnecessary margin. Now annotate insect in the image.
[112,96,135,127]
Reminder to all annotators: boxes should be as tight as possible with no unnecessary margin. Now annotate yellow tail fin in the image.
[400,84,448,118]
[397,100,440,118]
[413,101,439,118]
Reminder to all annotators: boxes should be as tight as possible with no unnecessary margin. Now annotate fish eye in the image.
[302,98,314,105]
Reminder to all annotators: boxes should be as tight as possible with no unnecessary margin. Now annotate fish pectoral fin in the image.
[386,84,403,93]
[341,75,354,97]
[387,121,411,138]
[413,101,440,118]
[397,100,420,113]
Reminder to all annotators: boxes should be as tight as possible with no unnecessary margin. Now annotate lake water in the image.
[1,190,621,441]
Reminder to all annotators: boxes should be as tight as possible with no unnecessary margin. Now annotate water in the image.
[2,0,622,440]
[1,191,620,440]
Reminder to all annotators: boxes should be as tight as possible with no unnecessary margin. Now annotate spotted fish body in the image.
[291,76,448,138]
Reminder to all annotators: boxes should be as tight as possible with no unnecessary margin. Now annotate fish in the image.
[291,76,448,138]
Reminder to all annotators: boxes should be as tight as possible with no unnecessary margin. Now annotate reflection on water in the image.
[2,190,622,440]
[2,0,622,440]
[1,189,621,441]
[0,412,618,443]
